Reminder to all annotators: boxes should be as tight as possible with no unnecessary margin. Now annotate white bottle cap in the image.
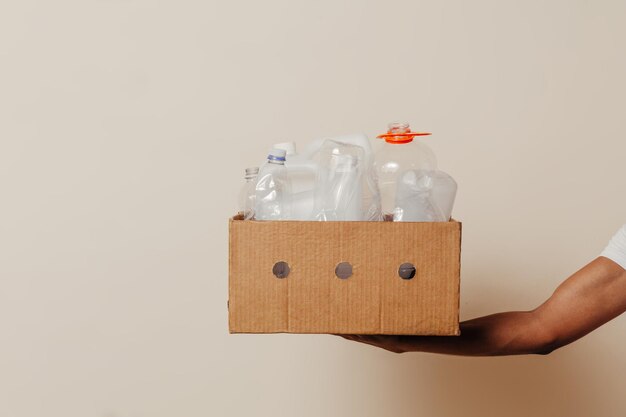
[268,148,287,162]
[273,142,297,155]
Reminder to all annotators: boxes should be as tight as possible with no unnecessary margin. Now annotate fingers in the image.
[336,335,369,344]
[335,334,405,353]
[335,334,371,343]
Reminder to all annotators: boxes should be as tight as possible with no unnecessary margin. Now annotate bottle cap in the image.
[267,148,287,162]
[273,142,297,155]
[377,122,431,144]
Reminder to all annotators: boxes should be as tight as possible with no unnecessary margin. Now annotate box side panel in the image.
[229,220,289,333]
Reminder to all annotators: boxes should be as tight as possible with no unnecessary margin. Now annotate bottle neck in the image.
[386,123,413,144]
[377,122,431,144]
[244,167,259,180]
[388,122,411,134]
[267,159,285,166]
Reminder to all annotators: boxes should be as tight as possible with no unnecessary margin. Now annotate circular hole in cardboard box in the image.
[272,261,290,279]
[335,262,352,279]
[398,263,416,280]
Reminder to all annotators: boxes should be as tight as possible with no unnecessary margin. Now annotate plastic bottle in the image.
[315,153,362,221]
[237,167,259,220]
[373,122,437,218]
[272,141,316,220]
[428,170,458,221]
[273,141,314,195]
[312,140,376,221]
[271,134,378,220]
[253,149,292,220]
[394,169,457,222]
[298,133,373,163]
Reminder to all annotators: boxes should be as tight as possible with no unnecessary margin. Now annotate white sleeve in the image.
[600,224,626,270]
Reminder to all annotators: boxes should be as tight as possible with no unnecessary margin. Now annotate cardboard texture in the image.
[228,217,461,335]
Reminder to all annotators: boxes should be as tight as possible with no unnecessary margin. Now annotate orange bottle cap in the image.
[377,122,431,144]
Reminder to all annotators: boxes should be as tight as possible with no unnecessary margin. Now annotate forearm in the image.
[398,311,551,356]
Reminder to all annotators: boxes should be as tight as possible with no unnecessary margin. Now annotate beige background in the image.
[1,1,625,416]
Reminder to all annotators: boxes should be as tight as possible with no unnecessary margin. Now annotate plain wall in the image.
[1,1,625,416]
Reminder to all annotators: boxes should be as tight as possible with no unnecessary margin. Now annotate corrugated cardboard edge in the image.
[452,219,462,336]
[228,214,245,333]
[228,217,233,333]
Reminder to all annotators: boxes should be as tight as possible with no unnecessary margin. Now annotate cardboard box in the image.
[228,215,461,335]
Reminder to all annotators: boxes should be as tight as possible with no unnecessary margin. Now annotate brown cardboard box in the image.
[228,216,461,335]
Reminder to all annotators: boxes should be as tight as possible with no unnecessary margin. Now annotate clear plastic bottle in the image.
[394,169,457,222]
[373,122,437,218]
[314,152,362,221]
[271,136,381,220]
[428,170,458,221]
[237,167,259,220]
[253,148,292,221]
[273,141,316,220]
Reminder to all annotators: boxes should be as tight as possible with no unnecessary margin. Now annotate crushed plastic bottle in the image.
[253,148,292,220]
[394,169,457,222]
[374,122,437,218]
[428,170,458,222]
[312,140,381,221]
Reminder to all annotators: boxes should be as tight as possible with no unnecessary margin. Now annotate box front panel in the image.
[229,219,460,335]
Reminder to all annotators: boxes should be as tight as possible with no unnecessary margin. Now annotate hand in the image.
[337,334,410,354]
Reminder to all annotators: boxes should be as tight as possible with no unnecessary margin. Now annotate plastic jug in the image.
[269,134,377,220]
[374,122,437,218]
